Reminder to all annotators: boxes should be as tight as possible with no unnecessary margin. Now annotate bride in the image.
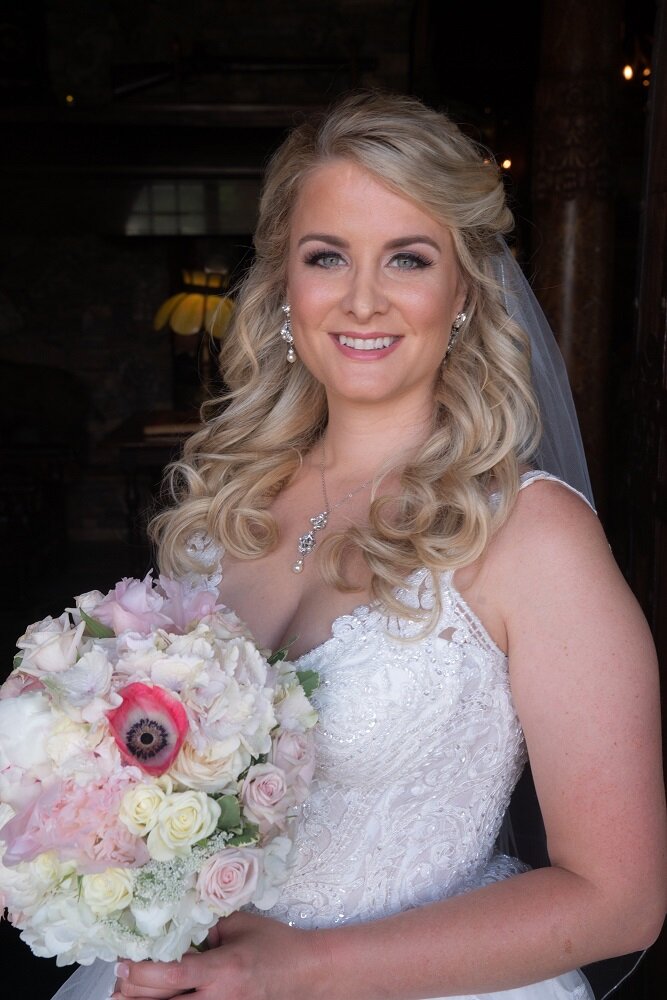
[65,92,665,1000]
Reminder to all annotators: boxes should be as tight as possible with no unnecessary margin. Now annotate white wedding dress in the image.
[52,472,594,1000]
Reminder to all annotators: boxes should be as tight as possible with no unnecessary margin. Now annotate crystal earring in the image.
[280,304,296,363]
[444,311,467,362]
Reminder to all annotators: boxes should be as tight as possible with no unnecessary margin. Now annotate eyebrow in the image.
[297,233,442,252]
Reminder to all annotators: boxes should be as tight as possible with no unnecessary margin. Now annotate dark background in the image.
[0,2,664,998]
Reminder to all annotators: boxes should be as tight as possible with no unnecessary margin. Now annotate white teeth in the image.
[338,335,395,350]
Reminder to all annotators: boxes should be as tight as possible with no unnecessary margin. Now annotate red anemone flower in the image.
[107,683,188,776]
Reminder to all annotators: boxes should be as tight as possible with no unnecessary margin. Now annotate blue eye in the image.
[390,252,433,270]
[304,250,345,268]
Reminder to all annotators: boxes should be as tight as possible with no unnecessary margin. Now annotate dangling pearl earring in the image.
[280,304,296,363]
[444,311,467,362]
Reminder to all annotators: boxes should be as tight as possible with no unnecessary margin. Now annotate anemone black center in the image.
[126,717,169,759]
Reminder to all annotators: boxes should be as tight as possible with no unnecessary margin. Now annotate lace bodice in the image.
[262,567,527,929]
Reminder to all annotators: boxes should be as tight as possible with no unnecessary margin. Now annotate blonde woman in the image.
[71,93,667,1000]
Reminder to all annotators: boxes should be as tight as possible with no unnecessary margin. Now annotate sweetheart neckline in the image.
[287,567,507,665]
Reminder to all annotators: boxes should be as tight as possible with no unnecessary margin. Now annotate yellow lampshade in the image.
[153,269,234,337]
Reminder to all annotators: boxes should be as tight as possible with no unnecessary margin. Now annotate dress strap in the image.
[518,470,597,514]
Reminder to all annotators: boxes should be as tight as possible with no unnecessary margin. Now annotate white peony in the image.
[0,692,60,808]
[274,679,318,732]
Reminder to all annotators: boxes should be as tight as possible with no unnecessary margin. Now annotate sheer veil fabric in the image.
[494,241,594,507]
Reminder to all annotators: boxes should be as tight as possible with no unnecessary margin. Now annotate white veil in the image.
[493,241,594,506]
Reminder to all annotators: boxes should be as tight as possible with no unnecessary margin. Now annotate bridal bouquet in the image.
[0,573,317,966]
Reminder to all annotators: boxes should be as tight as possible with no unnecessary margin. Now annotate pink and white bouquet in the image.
[0,573,317,966]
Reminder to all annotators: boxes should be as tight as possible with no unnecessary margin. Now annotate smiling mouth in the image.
[336,335,398,350]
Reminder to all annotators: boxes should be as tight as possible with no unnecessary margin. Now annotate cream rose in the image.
[81,867,134,916]
[270,730,316,803]
[196,847,260,916]
[146,790,220,861]
[119,782,168,836]
[241,763,291,835]
[169,737,250,794]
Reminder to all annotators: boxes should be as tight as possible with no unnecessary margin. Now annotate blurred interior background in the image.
[0,1,665,997]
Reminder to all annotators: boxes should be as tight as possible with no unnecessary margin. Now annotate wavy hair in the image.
[151,92,541,625]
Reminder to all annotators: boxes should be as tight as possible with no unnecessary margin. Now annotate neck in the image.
[319,396,433,478]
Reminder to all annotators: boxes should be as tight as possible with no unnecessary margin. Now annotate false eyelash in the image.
[303,249,345,266]
[390,252,435,269]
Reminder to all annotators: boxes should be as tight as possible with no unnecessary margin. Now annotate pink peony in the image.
[94,575,170,636]
[195,847,260,916]
[107,683,188,776]
[1,772,150,871]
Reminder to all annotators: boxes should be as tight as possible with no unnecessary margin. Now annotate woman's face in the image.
[285,159,467,414]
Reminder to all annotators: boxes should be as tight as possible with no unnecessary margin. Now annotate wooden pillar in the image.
[532,0,621,508]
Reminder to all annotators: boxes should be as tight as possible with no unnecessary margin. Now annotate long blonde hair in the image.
[151,92,541,623]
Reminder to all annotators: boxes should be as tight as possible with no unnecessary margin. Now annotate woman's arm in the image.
[114,481,666,1000]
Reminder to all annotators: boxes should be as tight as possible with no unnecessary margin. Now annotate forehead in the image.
[290,159,450,240]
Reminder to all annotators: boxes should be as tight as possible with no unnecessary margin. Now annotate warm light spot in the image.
[642,79,650,88]
[65,94,75,104]
[622,65,634,80]
[642,67,651,77]
[501,158,512,170]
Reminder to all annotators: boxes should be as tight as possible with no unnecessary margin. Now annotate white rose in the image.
[29,851,76,893]
[146,790,220,861]
[119,782,168,836]
[17,613,85,675]
[130,897,179,936]
[81,867,134,916]
[169,736,250,794]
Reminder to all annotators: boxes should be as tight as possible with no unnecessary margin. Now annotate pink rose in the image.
[270,731,315,804]
[158,575,223,633]
[196,847,260,916]
[241,763,291,835]
[94,575,170,636]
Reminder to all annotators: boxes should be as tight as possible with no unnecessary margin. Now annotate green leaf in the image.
[215,795,242,832]
[267,636,298,665]
[80,609,115,639]
[227,823,260,847]
[296,669,319,698]
[12,653,23,671]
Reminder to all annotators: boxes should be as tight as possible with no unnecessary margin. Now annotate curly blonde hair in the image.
[151,91,541,623]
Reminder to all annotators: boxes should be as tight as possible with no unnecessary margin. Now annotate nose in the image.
[341,264,389,322]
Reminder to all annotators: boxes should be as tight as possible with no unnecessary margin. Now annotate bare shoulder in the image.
[492,480,666,926]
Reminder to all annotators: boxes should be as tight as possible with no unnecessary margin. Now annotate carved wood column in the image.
[532,0,621,509]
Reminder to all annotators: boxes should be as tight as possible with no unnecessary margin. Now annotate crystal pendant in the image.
[298,531,316,554]
[310,512,328,530]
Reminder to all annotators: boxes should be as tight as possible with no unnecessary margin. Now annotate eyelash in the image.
[303,250,434,270]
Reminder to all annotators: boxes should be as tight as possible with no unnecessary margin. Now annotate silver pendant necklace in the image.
[292,450,374,574]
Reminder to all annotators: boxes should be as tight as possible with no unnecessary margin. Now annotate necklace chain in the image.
[291,448,374,574]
